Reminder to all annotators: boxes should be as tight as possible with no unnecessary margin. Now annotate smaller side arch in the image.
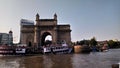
[26,34,33,47]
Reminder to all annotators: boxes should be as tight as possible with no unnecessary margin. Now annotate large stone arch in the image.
[41,32,52,46]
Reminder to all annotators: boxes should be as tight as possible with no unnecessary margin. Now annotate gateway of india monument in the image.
[20,13,71,47]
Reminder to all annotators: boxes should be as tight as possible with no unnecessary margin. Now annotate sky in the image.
[0,0,120,43]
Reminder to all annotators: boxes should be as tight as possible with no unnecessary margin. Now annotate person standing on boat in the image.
[43,46,47,54]
[51,47,55,54]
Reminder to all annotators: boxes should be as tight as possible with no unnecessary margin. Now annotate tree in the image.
[108,40,119,48]
[80,40,89,45]
[89,37,97,46]
[75,40,89,45]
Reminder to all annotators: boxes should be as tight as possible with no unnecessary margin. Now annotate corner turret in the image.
[8,30,13,46]
[54,13,57,20]
[36,13,40,21]
[9,30,13,34]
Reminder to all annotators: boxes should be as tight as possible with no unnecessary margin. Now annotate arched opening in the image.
[28,41,32,47]
[26,35,33,47]
[41,32,52,46]
[45,35,52,41]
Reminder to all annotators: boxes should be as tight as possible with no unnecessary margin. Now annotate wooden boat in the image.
[101,45,109,52]
[0,45,27,55]
[42,43,72,54]
[15,46,26,55]
[0,45,15,55]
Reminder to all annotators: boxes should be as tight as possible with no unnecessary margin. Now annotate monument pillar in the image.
[34,13,40,47]
[52,27,57,44]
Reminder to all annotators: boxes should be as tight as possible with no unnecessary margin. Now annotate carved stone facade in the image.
[20,14,71,46]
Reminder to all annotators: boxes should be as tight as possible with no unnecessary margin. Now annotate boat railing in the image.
[42,46,69,53]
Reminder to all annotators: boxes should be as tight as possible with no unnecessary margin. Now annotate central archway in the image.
[41,32,52,46]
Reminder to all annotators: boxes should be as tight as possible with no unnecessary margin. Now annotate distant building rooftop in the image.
[20,19,34,25]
